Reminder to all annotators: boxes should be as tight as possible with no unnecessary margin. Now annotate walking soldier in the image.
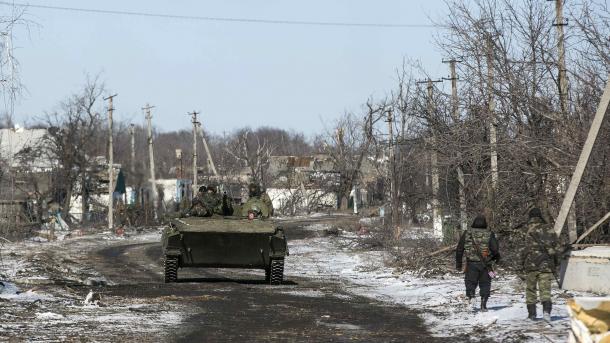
[456,214,500,312]
[520,208,560,322]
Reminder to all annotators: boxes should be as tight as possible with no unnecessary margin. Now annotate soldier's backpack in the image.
[464,228,492,262]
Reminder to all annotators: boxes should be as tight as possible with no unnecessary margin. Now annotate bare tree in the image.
[39,77,106,222]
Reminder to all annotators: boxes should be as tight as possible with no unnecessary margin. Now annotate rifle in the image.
[468,230,496,277]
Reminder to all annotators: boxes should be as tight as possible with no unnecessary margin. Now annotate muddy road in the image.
[0,218,462,342]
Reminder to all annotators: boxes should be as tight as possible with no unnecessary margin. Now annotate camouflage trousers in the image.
[526,271,553,304]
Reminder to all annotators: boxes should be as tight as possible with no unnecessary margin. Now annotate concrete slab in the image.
[561,246,610,294]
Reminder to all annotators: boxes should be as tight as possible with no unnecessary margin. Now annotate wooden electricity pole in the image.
[104,94,117,230]
[443,59,467,232]
[190,111,200,191]
[143,104,158,220]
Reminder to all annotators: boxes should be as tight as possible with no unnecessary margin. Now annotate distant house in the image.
[0,126,54,171]
[266,155,340,214]
[0,126,54,223]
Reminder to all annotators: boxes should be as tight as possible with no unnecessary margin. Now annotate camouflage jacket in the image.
[456,228,500,268]
[189,192,222,217]
[520,217,560,273]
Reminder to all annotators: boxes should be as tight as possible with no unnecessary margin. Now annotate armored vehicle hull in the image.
[162,217,288,284]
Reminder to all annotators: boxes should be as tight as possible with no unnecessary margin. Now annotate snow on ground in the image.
[0,228,185,341]
[286,222,579,342]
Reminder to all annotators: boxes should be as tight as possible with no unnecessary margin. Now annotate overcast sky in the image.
[7,0,449,136]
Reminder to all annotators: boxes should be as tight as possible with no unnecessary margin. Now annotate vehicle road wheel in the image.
[164,256,178,283]
[269,259,284,285]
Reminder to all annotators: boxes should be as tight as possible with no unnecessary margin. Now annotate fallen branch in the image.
[574,211,610,244]
[572,243,610,249]
[427,244,457,257]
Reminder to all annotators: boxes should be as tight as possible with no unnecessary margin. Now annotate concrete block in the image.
[560,246,610,294]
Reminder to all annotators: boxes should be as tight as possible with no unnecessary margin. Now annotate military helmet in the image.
[198,185,206,193]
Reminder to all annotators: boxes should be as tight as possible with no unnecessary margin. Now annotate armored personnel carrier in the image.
[161,217,288,284]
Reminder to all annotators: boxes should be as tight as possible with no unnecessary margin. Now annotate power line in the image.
[0,1,440,28]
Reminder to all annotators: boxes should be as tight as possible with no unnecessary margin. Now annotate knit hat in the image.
[471,215,488,229]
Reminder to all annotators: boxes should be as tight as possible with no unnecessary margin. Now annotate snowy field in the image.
[286,222,581,342]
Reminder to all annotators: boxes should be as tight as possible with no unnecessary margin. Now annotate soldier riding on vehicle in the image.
[240,183,273,219]
[188,183,225,217]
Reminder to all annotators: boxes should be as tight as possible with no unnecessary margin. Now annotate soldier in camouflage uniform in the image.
[188,184,223,217]
[456,215,500,312]
[520,208,560,322]
[188,186,209,217]
[240,183,273,218]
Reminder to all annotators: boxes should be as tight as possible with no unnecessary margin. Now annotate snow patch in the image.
[286,222,583,342]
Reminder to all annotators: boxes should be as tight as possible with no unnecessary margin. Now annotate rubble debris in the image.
[84,277,108,287]
[84,290,102,306]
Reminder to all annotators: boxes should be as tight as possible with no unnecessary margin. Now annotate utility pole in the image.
[198,120,218,176]
[549,0,577,241]
[130,124,136,176]
[104,94,117,231]
[487,34,499,216]
[552,0,569,115]
[443,58,468,232]
[385,108,399,237]
[189,111,200,192]
[417,78,444,239]
[143,104,158,219]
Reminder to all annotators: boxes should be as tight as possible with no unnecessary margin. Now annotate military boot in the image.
[527,304,537,320]
[542,301,552,322]
[481,297,489,312]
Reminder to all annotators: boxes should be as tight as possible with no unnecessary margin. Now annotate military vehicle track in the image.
[164,256,178,283]
[269,258,284,284]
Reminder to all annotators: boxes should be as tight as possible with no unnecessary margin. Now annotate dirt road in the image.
[91,220,441,342]
[0,218,462,342]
